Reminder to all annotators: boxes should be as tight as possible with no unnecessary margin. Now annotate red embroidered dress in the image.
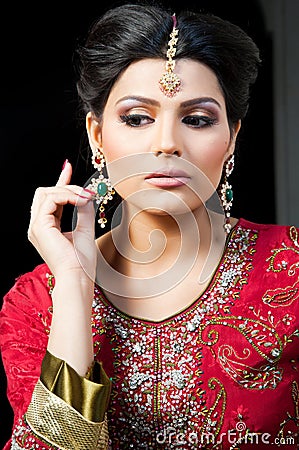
[1,218,299,449]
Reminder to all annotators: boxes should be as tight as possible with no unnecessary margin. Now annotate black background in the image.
[0,0,274,445]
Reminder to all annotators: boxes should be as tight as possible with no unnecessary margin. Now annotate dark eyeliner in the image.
[182,116,218,127]
[119,114,153,127]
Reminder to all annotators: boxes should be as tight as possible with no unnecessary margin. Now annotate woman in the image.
[0,2,298,449]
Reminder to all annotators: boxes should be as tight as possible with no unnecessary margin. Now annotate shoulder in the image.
[0,263,53,359]
[238,217,299,275]
[238,217,298,243]
[1,262,53,313]
[6,262,53,294]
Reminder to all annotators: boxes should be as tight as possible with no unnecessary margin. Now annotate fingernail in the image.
[62,159,69,170]
[83,187,95,195]
[78,194,93,200]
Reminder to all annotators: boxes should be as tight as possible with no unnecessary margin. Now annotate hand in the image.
[28,160,97,281]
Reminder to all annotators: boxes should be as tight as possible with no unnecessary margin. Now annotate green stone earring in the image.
[220,154,235,234]
[87,147,115,229]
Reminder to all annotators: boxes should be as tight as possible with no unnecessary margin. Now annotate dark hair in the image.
[75,3,261,128]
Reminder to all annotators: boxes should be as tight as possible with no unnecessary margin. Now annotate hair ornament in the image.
[159,14,181,97]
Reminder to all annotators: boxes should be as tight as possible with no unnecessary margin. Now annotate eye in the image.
[182,115,217,128]
[120,114,154,127]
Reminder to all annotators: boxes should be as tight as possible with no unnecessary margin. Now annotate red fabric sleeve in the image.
[0,263,53,449]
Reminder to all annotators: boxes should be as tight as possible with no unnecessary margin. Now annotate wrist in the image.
[51,275,95,311]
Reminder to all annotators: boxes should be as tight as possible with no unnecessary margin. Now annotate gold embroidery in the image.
[200,378,226,445]
[277,381,299,443]
[262,279,299,308]
[266,226,299,276]
[46,273,55,294]
[198,316,283,362]
[198,316,284,390]
[290,226,299,247]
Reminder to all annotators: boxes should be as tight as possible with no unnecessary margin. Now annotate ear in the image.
[227,120,241,156]
[86,112,102,150]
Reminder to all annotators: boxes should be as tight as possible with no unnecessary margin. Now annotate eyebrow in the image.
[115,95,221,109]
[181,97,222,109]
[115,96,160,107]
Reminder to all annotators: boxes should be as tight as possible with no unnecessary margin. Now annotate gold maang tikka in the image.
[159,14,181,97]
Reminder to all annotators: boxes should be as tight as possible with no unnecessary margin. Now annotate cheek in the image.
[101,128,146,199]
[101,125,146,163]
[101,129,125,162]
[195,136,229,168]
[190,133,230,181]
[113,177,140,201]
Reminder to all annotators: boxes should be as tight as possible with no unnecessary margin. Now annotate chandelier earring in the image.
[220,154,235,234]
[87,147,115,229]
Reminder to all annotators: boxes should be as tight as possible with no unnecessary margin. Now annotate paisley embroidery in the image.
[198,315,284,389]
[266,225,299,276]
[198,316,283,361]
[262,279,299,308]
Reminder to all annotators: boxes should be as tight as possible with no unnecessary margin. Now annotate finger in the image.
[56,159,72,187]
[73,201,97,278]
[30,186,93,218]
[75,198,96,234]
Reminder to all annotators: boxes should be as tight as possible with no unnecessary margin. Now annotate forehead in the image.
[106,58,225,106]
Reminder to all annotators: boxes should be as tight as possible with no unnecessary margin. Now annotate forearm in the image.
[47,274,94,376]
[0,265,110,450]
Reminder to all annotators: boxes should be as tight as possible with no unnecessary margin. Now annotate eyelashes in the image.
[182,116,218,127]
[120,114,154,127]
[119,113,218,128]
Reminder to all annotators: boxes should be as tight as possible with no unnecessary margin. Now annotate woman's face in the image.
[87,58,240,216]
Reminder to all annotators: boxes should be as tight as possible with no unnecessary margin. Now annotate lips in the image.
[145,168,190,187]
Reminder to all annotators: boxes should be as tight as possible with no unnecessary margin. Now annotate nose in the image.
[151,118,182,157]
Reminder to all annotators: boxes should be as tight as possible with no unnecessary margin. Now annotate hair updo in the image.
[75,3,261,128]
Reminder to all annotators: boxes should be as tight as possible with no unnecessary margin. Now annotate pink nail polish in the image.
[62,159,69,170]
[83,187,95,195]
[78,194,92,200]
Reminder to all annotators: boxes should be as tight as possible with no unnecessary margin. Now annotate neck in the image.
[111,202,226,270]
[96,202,235,320]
